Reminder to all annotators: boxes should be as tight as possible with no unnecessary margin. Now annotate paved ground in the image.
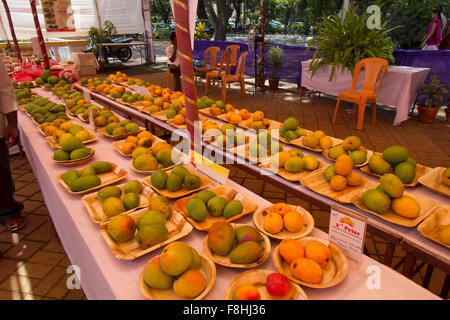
[0,65,448,300]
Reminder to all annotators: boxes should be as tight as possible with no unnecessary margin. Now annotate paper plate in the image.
[417,167,450,198]
[417,205,450,249]
[52,148,95,166]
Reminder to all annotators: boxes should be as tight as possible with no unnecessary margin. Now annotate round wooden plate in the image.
[252,204,314,240]
[138,253,216,300]
[225,269,308,300]
[273,236,348,289]
[202,223,271,269]
[52,148,95,166]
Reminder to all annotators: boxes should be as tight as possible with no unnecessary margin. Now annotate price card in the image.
[88,106,95,132]
[114,166,122,175]
[234,193,244,201]
[316,238,330,247]
[132,85,150,97]
[295,206,307,216]
[142,186,152,197]
[189,150,229,185]
[82,87,91,102]
[328,206,367,263]
[170,212,185,227]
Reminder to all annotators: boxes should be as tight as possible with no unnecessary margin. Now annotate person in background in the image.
[0,59,25,234]
[436,5,450,49]
[166,32,181,91]
[435,5,448,35]
[421,8,442,50]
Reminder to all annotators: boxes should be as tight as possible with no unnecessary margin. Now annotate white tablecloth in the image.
[301,60,430,125]
[16,89,441,300]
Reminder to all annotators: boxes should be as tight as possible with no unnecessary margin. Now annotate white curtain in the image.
[0,0,144,40]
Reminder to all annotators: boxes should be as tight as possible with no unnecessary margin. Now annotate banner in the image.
[42,0,76,32]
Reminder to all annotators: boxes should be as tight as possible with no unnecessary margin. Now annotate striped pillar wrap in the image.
[2,0,22,63]
[172,0,200,151]
[29,0,50,70]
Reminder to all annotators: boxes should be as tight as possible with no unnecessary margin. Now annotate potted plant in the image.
[88,20,117,70]
[268,46,283,90]
[416,75,449,123]
[255,55,268,88]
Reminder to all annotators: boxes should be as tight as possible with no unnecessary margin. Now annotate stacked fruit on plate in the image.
[362,174,420,219]
[301,130,333,150]
[15,87,33,105]
[104,119,140,136]
[368,146,417,184]
[53,134,92,161]
[62,161,113,192]
[248,132,283,159]
[324,155,363,191]
[270,149,319,173]
[278,239,330,284]
[233,272,296,300]
[132,141,179,172]
[279,117,307,142]
[205,123,246,149]
[150,165,201,193]
[197,95,218,110]
[263,203,305,234]
[96,180,144,217]
[25,96,68,124]
[327,136,368,166]
[119,131,154,155]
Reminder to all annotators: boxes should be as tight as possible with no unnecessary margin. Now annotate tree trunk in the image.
[197,0,208,19]
[205,0,232,41]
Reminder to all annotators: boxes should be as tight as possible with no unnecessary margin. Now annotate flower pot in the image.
[445,108,450,122]
[268,78,280,91]
[418,104,439,123]
[98,61,105,73]
[256,76,266,88]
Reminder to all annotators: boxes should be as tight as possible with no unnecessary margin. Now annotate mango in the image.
[324,165,336,182]
[303,155,319,171]
[207,196,228,217]
[335,154,353,176]
[81,166,96,177]
[132,146,150,160]
[143,257,174,289]
[152,141,172,157]
[329,145,346,160]
[160,241,193,276]
[149,196,172,217]
[166,173,183,192]
[190,248,201,269]
[439,225,450,245]
[223,200,243,219]
[187,198,208,222]
[342,136,361,151]
[92,161,112,173]
[362,189,391,214]
[284,156,304,173]
[60,136,83,152]
[302,135,319,149]
[229,241,262,264]
[380,173,404,198]
[173,269,206,299]
[369,154,392,175]
[394,161,415,184]
[63,169,80,185]
[234,284,261,300]
[70,175,101,192]
[97,186,122,202]
[137,210,167,230]
[136,224,168,249]
[196,190,216,205]
[123,192,140,210]
[349,150,367,165]
[103,197,126,217]
[279,239,304,264]
[70,148,91,160]
[235,225,262,243]
[134,154,158,171]
[208,222,235,256]
[151,170,168,190]
[290,258,323,284]
[124,180,142,194]
[183,174,202,190]
[443,168,450,187]
[282,117,299,130]
[392,196,420,219]
[383,145,409,165]
[304,241,331,268]
[157,149,175,167]
[406,157,417,170]
[107,214,136,242]
[53,149,69,161]
[112,127,127,136]
[172,165,190,179]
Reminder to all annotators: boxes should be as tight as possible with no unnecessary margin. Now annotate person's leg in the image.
[169,65,182,91]
[0,138,25,232]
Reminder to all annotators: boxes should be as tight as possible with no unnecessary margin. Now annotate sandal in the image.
[6,216,26,232]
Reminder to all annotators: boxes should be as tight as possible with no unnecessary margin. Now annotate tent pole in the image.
[2,0,22,63]
[141,0,155,64]
[172,0,200,152]
[29,0,50,69]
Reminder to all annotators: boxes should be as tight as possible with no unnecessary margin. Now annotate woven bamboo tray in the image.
[352,191,440,228]
[252,204,314,240]
[142,165,212,199]
[292,135,343,153]
[359,153,431,187]
[81,181,154,223]
[259,159,324,182]
[418,167,450,198]
[138,253,216,300]
[417,205,450,249]
[99,208,193,260]
[97,126,144,140]
[299,167,378,204]
[52,148,95,167]
[273,237,348,289]
[173,185,258,231]
[57,162,128,195]
[202,223,271,268]
[322,145,374,168]
[225,269,308,300]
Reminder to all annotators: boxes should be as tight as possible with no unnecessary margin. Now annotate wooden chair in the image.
[205,50,230,95]
[195,46,220,84]
[221,51,248,101]
[333,58,389,130]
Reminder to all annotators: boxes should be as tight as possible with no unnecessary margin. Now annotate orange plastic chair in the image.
[221,51,248,101]
[205,50,230,95]
[222,44,240,74]
[166,71,174,89]
[195,46,220,84]
[333,58,389,130]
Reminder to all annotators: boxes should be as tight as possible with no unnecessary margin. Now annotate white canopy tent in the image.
[0,0,145,40]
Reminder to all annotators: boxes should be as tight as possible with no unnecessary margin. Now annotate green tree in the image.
[204,0,234,40]
[151,0,172,24]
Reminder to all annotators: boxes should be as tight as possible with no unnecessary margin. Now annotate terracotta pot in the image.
[98,61,105,73]
[256,76,266,88]
[418,104,439,123]
[445,108,450,122]
[268,78,280,91]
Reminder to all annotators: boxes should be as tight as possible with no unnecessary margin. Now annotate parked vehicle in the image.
[87,36,133,63]
[152,23,171,39]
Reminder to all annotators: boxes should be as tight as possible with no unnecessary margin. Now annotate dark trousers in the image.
[0,138,23,223]
[168,64,181,91]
